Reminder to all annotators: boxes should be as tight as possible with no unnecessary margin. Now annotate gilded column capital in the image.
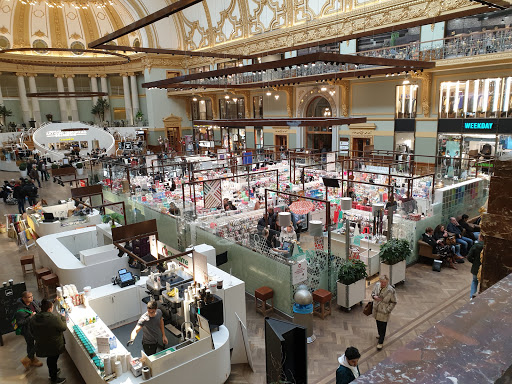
[64,74,75,79]
[54,74,66,78]
[97,74,108,78]
[337,80,350,117]
[26,73,38,78]
[119,72,130,77]
[88,74,99,78]
[127,72,136,77]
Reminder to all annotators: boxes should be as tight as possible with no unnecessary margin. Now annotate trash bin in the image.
[293,285,315,343]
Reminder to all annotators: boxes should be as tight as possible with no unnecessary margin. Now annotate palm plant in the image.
[91,97,110,122]
[0,105,13,125]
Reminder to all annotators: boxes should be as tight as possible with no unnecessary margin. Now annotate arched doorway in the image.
[306,96,332,151]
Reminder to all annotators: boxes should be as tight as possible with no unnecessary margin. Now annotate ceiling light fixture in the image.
[266,90,272,96]
[224,95,230,99]
[192,97,198,102]
[274,94,280,100]
[321,86,327,91]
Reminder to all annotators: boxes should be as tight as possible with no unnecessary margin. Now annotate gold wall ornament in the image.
[412,71,432,117]
[279,86,294,118]
[297,86,337,118]
[32,30,46,38]
[337,80,350,117]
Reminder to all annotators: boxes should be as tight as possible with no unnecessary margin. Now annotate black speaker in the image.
[432,260,442,272]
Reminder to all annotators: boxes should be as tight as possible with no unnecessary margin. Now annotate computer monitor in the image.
[43,212,55,222]
[282,241,292,251]
[323,177,340,188]
[62,158,69,165]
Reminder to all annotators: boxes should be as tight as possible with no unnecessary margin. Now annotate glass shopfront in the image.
[395,84,418,119]
[221,127,246,151]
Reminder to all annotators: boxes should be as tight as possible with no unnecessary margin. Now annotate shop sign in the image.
[59,138,75,141]
[464,122,493,129]
[46,130,87,137]
[292,259,308,285]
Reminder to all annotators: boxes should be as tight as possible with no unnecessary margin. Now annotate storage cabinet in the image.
[88,286,141,328]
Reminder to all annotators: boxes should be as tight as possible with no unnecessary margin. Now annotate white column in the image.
[130,74,139,120]
[90,75,99,106]
[331,125,340,152]
[28,75,41,125]
[0,72,4,106]
[121,73,133,125]
[66,75,79,121]
[17,73,31,124]
[55,75,68,122]
[99,75,111,122]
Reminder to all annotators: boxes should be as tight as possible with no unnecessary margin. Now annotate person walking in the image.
[13,179,26,214]
[30,299,67,384]
[127,301,168,356]
[371,275,397,350]
[336,346,361,384]
[467,234,484,300]
[23,179,38,207]
[29,167,41,188]
[15,291,43,370]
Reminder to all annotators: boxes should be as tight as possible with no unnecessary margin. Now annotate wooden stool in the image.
[35,268,52,291]
[255,286,274,316]
[313,289,332,319]
[20,255,36,276]
[42,273,59,299]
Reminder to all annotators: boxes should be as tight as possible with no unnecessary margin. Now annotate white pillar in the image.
[99,75,111,123]
[130,74,139,121]
[0,72,4,106]
[121,73,133,125]
[331,125,340,152]
[17,73,31,124]
[66,75,79,121]
[55,75,68,122]
[90,75,99,106]
[28,75,41,125]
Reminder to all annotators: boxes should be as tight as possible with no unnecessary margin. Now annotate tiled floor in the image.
[0,169,474,383]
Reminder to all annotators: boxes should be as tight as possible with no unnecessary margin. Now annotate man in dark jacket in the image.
[458,214,480,242]
[15,291,43,369]
[13,180,26,214]
[447,217,473,255]
[30,299,67,384]
[467,234,484,300]
[336,346,361,384]
[23,180,38,207]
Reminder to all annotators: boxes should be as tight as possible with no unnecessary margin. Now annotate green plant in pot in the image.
[51,163,59,169]
[336,259,368,309]
[337,259,368,285]
[102,212,124,227]
[379,239,411,265]
[18,162,27,171]
[75,162,83,169]
[378,238,411,285]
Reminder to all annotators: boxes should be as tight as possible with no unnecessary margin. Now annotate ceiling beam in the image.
[192,117,367,127]
[94,44,252,59]
[88,0,203,48]
[146,67,423,90]
[142,52,434,88]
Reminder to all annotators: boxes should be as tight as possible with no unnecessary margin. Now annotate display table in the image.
[65,304,230,384]
[37,224,129,289]
[27,201,102,237]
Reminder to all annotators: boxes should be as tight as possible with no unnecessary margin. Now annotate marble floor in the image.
[0,170,474,383]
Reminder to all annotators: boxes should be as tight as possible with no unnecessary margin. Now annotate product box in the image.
[130,358,142,377]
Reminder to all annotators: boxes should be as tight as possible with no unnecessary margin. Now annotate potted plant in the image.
[135,110,144,126]
[378,239,411,286]
[336,259,368,310]
[102,213,124,228]
[51,163,59,169]
[19,162,27,177]
[0,105,13,126]
[45,113,53,122]
[75,162,84,175]
[91,97,110,123]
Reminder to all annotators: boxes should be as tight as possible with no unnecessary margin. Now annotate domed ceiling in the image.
[0,0,388,55]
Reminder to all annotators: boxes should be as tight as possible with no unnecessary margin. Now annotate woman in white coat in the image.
[371,275,397,350]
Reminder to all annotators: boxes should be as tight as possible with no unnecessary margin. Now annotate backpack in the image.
[26,185,38,198]
[11,308,32,335]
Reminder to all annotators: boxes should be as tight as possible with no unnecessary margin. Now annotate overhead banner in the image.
[203,180,222,209]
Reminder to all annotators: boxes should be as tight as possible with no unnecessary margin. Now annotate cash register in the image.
[112,268,136,288]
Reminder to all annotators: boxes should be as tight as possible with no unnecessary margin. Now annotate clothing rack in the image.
[4,214,36,250]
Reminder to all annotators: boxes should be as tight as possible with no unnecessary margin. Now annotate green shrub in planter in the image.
[18,162,27,171]
[51,163,59,169]
[102,213,124,225]
[379,238,411,265]
[337,259,368,285]
[76,162,83,169]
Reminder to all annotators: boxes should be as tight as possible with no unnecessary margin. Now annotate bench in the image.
[417,240,441,260]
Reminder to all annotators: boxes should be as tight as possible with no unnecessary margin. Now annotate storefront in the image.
[221,127,246,151]
[437,118,512,178]
[192,125,215,153]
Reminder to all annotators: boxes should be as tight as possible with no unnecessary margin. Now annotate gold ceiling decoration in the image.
[19,0,115,9]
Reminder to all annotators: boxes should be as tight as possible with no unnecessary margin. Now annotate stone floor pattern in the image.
[0,169,473,384]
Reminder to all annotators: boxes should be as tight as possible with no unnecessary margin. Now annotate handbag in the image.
[446,236,456,245]
[363,301,373,316]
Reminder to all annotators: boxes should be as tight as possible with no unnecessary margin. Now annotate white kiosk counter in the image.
[27,201,102,237]
[37,224,129,289]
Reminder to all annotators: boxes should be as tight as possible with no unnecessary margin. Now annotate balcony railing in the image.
[358,27,512,62]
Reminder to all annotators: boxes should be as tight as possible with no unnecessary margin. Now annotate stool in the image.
[35,268,52,291]
[255,286,274,316]
[313,289,332,319]
[42,273,59,299]
[20,255,36,276]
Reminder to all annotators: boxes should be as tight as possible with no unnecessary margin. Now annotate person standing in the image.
[30,299,67,384]
[23,179,38,207]
[15,291,43,370]
[13,179,26,214]
[467,234,484,300]
[372,275,397,350]
[29,167,41,188]
[336,346,361,384]
[128,301,168,356]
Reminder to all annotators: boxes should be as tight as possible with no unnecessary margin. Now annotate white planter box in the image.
[20,169,27,177]
[76,167,84,175]
[380,260,406,286]
[361,252,380,276]
[336,278,365,310]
